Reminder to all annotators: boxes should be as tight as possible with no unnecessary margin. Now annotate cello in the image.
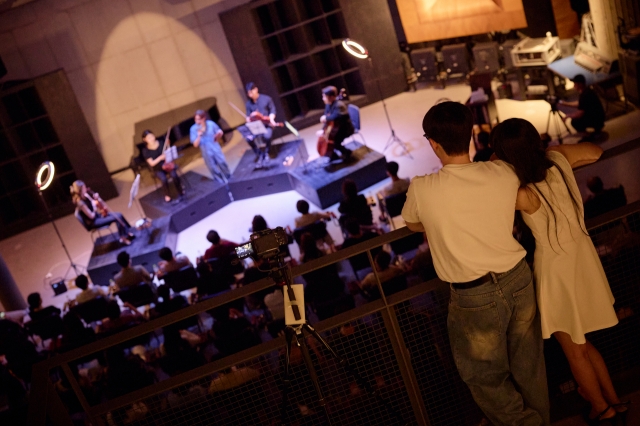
[316,89,347,158]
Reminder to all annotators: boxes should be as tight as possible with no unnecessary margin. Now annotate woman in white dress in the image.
[491,118,627,425]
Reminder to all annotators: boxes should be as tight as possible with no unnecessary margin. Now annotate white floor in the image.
[1,84,639,311]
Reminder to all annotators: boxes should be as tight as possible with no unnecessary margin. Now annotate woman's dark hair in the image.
[252,215,268,232]
[490,118,586,249]
[342,179,358,200]
[422,102,473,156]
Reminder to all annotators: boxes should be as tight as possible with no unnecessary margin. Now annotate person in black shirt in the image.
[559,74,605,139]
[338,179,373,229]
[238,82,277,163]
[583,176,627,220]
[141,130,183,203]
[473,131,493,162]
[26,292,61,322]
[318,85,355,161]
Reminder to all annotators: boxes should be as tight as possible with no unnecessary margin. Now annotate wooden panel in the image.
[551,0,580,39]
[396,0,527,43]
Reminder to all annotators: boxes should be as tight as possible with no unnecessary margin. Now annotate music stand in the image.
[246,121,269,169]
[164,145,179,163]
[129,174,152,231]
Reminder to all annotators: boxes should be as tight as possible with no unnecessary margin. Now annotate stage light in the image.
[342,39,368,59]
[36,161,55,190]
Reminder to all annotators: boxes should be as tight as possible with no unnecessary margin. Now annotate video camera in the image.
[235,227,289,261]
[546,94,559,111]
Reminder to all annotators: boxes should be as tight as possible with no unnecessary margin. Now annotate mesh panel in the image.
[100,313,415,426]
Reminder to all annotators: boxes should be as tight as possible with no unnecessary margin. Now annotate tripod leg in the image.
[297,327,332,426]
[279,326,297,426]
[302,323,407,425]
[546,109,552,136]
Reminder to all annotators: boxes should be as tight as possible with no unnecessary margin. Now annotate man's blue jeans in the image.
[200,141,231,184]
[448,259,549,426]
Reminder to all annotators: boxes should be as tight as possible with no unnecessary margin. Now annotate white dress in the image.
[522,151,618,344]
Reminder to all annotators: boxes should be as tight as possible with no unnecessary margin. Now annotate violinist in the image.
[238,82,277,163]
[70,180,134,245]
[141,129,183,203]
[318,86,354,161]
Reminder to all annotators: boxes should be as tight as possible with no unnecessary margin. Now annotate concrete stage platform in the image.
[86,216,176,285]
[139,171,232,232]
[228,139,307,200]
[287,142,388,209]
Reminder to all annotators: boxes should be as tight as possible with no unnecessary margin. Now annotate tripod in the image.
[275,264,406,426]
[368,57,413,159]
[38,189,82,280]
[546,102,572,144]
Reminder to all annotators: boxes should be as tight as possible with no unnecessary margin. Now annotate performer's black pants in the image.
[155,169,183,198]
[92,213,130,237]
[238,125,273,155]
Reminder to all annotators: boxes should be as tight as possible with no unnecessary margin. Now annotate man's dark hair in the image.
[27,292,42,310]
[141,129,154,139]
[587,176,604,193]
[207,230,221,244]
[245,82,256,92]
[375,250,392,270]
[345,217,361,236]
[116,251,130,268]
[252,215,268,232]
[572,74,586,85]
[75,274,89,290]
[477,131,490,148]
[157,284,170,301]
[422,102,473,156]
[159,247,173,261]
[296,200,310,214]
[106,300,121,320]
[342,179,358,199]
[322,86,337,97]
[194,109,206,118]
[386,161,399,177]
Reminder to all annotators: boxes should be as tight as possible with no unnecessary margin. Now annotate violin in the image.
[161,126,175,172]
[87,188,109,218]
[248,111,284,127]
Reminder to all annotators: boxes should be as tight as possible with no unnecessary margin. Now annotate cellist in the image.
[317,86,354,161]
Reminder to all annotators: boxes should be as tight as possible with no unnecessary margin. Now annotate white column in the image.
[588,0,619,58]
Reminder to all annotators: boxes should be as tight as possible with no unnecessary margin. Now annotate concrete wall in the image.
[0,0,251,172]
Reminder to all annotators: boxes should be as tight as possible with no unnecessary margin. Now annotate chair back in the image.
[347,104,361,132]
[116,283,157,307]
[163,265,199,293]
[384,192,407,218]
[70,296,109,323]
[293,220,328,245]
[74,209,92,231]
[24,314,64,342]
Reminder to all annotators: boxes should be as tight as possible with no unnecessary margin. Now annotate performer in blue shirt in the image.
[190,109,231,184]
[238,82,277,164]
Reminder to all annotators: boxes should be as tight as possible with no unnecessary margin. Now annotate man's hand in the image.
[320,115,326,124]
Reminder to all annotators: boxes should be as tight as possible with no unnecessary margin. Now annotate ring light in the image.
[342,39,369,59]
[36,161,55,190]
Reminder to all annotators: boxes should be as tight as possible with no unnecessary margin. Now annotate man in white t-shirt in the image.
[402,102,549,425]
[382,161,410,197]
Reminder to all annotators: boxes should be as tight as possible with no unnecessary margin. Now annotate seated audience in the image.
[0,319,41,382]
[300,233,353,320]
[159,327,205,377]
[153,285,189,318]
[105,347,156,400]
[382,161,410,196]
[472,131,493,162]
[58,312,96,352]
[251,214,269,233]
[26,292,61,321]
[203,230,238,260]
[113,251,152,290]
[209,303,262,357]
[583,176,627,220]
[98,300,145,334]
[338,179,373,228]
[294,200,335,251]
[75,274,108,304]
[360,250,405,292]
[157,247,192,277]
[340,218,381,276]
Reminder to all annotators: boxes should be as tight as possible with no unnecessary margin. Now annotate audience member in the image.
[0,319,41,382]
[300,233,353,320]
[58,312,96,353]
[105,347,156,400]
[154,285,189,318]
[26,292,61,321]
[472,131,493,162]
[559,74,605,138]
[159,327,205,377]
[294,200,336,251]
[113,251,152,290]
[157,247,192,277]
[338,179,373,228]
[340,218,381,276]
[251,215,268,233]
[209,303,262,357]
[382,161,410,196]
[203,230,238,260]
[75,274,108,305]
[98,300,145,334]
[583,176,627,220]
[359,251,405,291]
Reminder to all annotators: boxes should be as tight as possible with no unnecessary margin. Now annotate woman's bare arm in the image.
[515,187,541,215]
[547,143,603,169]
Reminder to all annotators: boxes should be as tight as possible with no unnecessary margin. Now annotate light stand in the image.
[35,162,82,280]
[342,39,412,159]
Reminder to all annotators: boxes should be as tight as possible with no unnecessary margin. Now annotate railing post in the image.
[46,379,75,426]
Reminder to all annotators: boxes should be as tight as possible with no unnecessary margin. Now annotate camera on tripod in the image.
[235,227,289,261]
[546,94,560,111]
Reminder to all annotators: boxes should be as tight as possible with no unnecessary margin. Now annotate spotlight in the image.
[35,161,55,190]
[342,39,368,59]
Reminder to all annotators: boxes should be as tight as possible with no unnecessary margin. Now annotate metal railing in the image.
[27,201,640,426]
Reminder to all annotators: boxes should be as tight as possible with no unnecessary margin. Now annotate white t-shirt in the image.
[401,160,525,283]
